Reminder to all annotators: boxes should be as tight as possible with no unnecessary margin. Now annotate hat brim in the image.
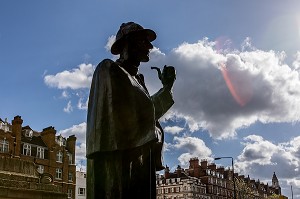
[111,29,156,55]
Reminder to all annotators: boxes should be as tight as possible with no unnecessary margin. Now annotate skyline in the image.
[1,0,300,197]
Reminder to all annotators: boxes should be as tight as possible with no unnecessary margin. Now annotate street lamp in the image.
[214,157,237,199]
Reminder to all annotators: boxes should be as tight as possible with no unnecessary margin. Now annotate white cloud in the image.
[59,122,86,145]
[237,135,280,166]
[171,136,212,166]
[44,63,94,89]
[75,142,86,165]
[61,91,69,99]
[292,51,300,71]
[63,101,73,113]
[105,35,116,52]
[164,126,184,135]
[77,97,88,110]
[241,37,256,52]
[142,38,300,139]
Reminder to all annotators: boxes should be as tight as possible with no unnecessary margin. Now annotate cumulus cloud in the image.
[168,136,212,166]
[59,122,86,145]
[44,63,94,89]
[141,38,300,139]
[164,126,184,135]
[44,37,300,139]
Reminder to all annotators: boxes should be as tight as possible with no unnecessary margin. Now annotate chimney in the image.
[208,163,216,170]
[217,166,224,174]
[200,160,208,168]
[189,157,199,169]
[67,135,77,164]
[12,115,23,157]
[176,165,182,177]
[41,126,56,149]
[164,165,170,179]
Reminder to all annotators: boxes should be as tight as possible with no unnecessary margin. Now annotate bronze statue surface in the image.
[86,22,176,199]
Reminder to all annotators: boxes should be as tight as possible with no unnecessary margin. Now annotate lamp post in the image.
[214,157,237,199]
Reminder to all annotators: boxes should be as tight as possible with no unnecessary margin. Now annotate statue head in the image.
[111,22,156,55]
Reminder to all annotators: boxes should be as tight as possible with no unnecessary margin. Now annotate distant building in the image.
[157,157,288,199]
[0,115,77,199]
[76,170,86,199]
[156,165,209,199]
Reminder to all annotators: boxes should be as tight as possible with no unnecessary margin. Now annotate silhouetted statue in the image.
[86,22,176,199]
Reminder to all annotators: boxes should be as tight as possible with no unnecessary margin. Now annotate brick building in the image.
[0,156,67,199]
[0,115,77,199]
[157,157,288,199]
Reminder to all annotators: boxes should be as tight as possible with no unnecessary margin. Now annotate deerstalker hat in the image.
[111,22,156,55]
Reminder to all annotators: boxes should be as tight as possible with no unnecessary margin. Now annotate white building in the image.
[76,170,86,199]
[156,169,210,199]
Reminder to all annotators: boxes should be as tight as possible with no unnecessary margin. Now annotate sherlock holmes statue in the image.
[86,22,176,199]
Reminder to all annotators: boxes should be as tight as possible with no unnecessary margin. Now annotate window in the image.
[37,165,44,174]
[56,168,62,179]
[56,151,63,162]
[23,144,31,156]
[68,172,73,181]
[68,153,73,164]
[56,136,66,146]
[78,188,86,196]
[0,139,9,153]
[67,189,72,198]
[36,147,44,159]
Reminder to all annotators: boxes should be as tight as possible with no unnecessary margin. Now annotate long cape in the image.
[86,59,174,158]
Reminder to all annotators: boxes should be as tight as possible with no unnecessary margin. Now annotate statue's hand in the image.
[161,65,176,91]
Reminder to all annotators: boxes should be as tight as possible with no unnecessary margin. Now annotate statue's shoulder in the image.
[95,59,120,74]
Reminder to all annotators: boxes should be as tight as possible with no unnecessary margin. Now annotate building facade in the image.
[0,156,67,199]
[0,115,77,199]
[76,170,86,199]
[157,165,209,199]
[157,158,288,199]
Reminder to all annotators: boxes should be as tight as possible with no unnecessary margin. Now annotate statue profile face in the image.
[127,33,153,63]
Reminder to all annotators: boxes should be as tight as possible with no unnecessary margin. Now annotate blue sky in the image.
[1,0,300,197]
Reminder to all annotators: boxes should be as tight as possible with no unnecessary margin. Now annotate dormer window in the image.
[25,129,33,137]
[0,121,9,132]
[56,136,66,146]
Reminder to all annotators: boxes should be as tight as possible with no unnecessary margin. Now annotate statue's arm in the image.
[151,66,176,120]
[151,88,174,120]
